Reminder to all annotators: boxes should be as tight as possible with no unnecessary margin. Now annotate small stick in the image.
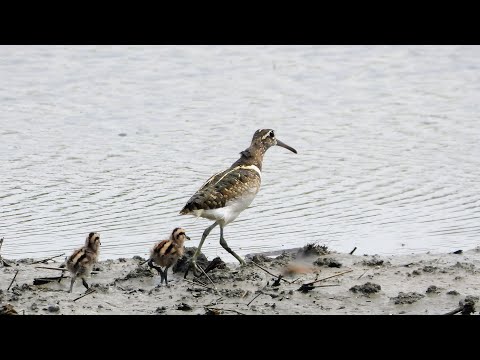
[247,292,263,307]
[250,261,291,284]
[0,237,3,252]
[32,253,65,264]
[198,265,222,298]
[303,269,353,286]
[357,269,369,280]
[35,266,98,274]
[191,277,210,288]
[349,247,357,255]
[7,270,19,291]
[73,289,97,302]
[184,278,215,292]
[443,307,463,316]
[34,276,70,285]
[298,283,340,293]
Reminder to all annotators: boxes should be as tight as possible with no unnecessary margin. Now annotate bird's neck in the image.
[85,246,99,255]
[173,238,185,248]
[231,144,264,170]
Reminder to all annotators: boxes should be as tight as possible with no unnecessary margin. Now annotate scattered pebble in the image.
[426,285,440,294]
[48,304,60,313]
[155,306,167,314]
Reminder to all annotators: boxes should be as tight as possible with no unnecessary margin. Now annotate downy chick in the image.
[66,232,101,293]
[148,228,190,286]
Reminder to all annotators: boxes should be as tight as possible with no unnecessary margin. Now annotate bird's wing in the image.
[152,240,171,256]
[180,166,261,213]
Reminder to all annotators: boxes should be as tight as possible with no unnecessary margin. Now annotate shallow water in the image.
[1,45,480,261]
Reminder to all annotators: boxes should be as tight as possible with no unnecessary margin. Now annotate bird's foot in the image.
[184,259,202,278]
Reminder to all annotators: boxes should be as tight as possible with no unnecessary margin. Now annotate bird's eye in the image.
[269,131,275,138]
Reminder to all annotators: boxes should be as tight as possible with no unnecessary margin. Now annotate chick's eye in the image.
[269,131,275,138]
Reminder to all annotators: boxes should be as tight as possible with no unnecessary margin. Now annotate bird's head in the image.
[171,227,191,244]
[251,129,297,154]
[86,232,101,251]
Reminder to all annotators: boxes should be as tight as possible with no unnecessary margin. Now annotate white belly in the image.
[193,188,259,226]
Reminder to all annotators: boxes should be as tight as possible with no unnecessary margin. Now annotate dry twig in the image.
[32,253,65,264]
[7,270,19,290]
[250,261,291,284]
[73,289,97,302]
[298,269,353,293]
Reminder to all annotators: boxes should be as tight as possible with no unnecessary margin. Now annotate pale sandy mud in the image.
[1,246,479,315]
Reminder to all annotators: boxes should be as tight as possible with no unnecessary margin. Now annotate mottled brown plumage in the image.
[179,129,297,274]
[180,166,261,213]
[66,232,101,293]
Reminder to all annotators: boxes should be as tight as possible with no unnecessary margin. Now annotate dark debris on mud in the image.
[177,303,193,311]
[447,290,460,295]
[426,285,440,294]
[362,256,386,267]
[250,254,273,264]
[314,257,342,268]
[119,266,154,281]
[0,303,18,315]
[298,243,330,257]
[349,282,381,295]
[391,292,425,305]
[173,247,209,273]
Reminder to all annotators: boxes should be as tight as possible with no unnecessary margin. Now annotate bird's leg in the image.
[148,259,165,283]
[186,221,218,278]
[82,278,89,290]
[164,266,171,287]
[69,275,77,293]
[219,226,246,265]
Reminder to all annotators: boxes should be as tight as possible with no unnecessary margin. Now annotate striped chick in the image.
[66,232,101,293]
[148,228,190,286]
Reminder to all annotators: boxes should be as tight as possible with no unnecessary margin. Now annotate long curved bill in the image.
[276,139,297,154]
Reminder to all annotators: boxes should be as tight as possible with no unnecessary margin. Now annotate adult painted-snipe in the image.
[180,129,297,275]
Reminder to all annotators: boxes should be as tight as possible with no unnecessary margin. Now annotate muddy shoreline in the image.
[1,245,479,315]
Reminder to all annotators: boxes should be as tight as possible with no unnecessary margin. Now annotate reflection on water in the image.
[1,45,480,260]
